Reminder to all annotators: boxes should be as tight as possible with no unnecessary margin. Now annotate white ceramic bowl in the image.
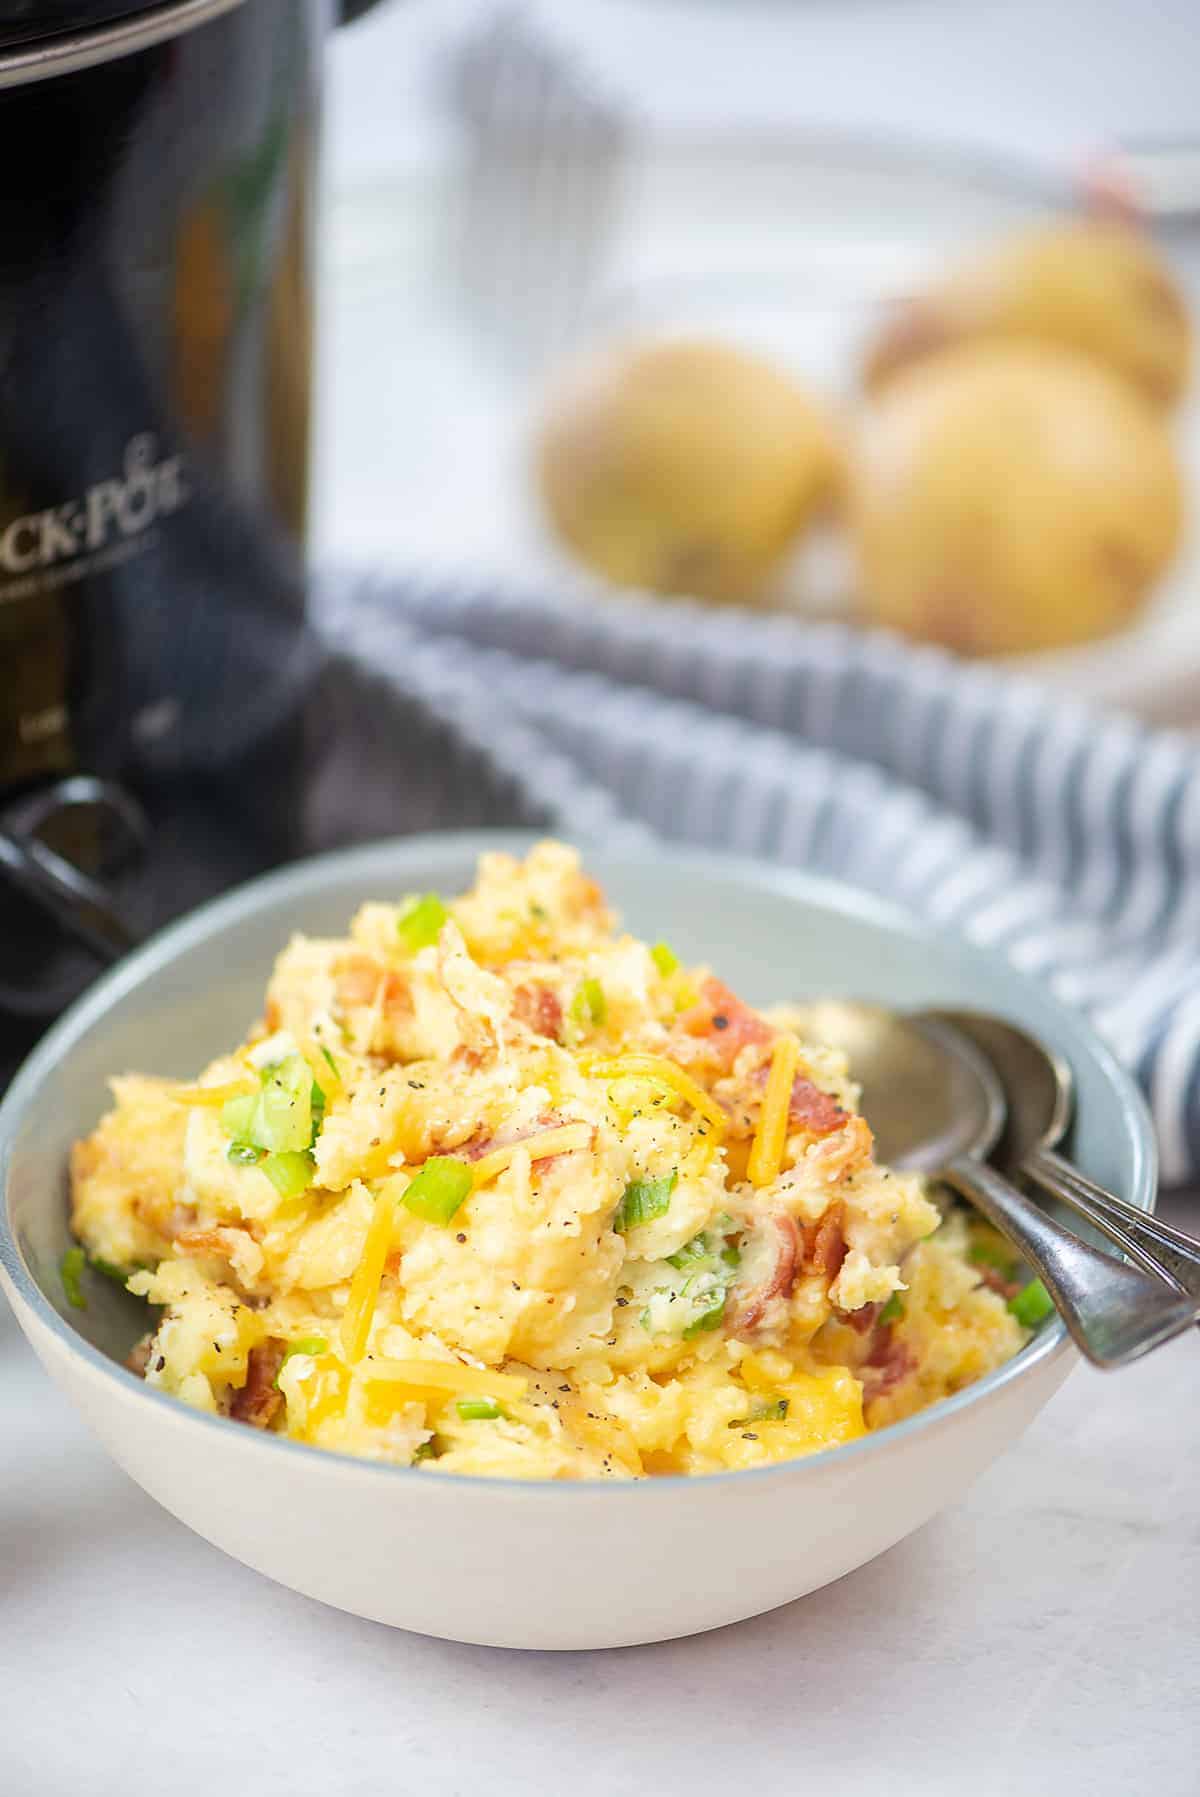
[0,833,1156,1649]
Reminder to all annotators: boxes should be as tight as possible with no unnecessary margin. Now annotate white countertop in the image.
[3,1197,1197,1796]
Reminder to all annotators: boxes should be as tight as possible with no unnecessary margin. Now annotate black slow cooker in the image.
[0,0,383,1042]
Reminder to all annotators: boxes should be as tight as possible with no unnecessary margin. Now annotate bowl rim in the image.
[0,828,1156,1497]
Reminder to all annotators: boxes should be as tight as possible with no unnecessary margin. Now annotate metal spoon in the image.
[922,1010,1200,1304]
[786,1002,1196,1369]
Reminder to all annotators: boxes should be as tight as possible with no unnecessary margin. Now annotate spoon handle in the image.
[943,1154,1197,1369]
[1026,1145,1200,1304]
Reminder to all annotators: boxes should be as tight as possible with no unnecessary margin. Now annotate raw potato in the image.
[851,344,1184,656]
[864,220,1192,408]
[535,338,844,602]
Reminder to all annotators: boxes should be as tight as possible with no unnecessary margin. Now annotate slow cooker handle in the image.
[339,1,388,22]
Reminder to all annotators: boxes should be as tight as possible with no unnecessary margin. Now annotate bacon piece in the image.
[787,1075,847,1136]
[802,1202,847,1281]
[721,1068,848,1143]
[862,1328,916,1398]
[335,955,407,1014]
[457,1113,589,1181]
[726,1212,800,1335]
[512,983,563,1041]
[975,1264,1021,1302]
[457,1127,494,1163]
[843,1301,881,1336]
[457,1112,560,1162]
[230,1339,286,1430]
[679,976,774,1071]
[810,1113,874,1181]
[176,1225,254,1260]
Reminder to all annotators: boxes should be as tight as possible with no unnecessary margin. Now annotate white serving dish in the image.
[0,833,1156,1648]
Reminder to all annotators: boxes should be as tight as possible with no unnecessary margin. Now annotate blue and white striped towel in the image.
[319,573,1200,1185]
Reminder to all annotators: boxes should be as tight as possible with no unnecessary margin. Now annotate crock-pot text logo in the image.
[0,434,188,575]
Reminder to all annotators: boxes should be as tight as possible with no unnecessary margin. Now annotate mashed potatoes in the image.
[70,841,1026,1479]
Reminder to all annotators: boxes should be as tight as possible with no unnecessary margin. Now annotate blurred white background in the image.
[314,0,1200,721]
[330,0,1200,185]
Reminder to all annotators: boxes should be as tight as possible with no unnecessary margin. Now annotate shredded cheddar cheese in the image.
[339,1184,397,1364]
[296,1355,350,1440]
[172,1079,255,1107]
[584,1054,728,1141]
[301,1038,343,1101]
[747,1033,800,1188]
[470,1123,593,1190]
[363,1360,527,1399]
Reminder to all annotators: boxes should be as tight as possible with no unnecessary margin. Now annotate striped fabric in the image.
[319,573,1200,1184]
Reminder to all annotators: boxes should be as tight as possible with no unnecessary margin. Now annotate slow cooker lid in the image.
[0,1,241,51]
[0,4,172,47]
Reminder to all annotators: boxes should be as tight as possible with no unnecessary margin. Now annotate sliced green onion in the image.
[401,1157,473,1225]
[89,1254,130,1284]
[666,1229,739,1273]
[614,1171,677,1234]
[570,976,607,1028]
[650,941,680,977]
[274,1336,328,1387]
[260,1150,315,1200]
[397,892,448,954]
[412,1440,439,1463]
[682,1294,726,1339]
[667,1234,708,1270]
[1009,1278,1055,1328]
[256,1055,313,1153]
[456,1396,502,1421]
[220,1057,313,1155]
[730,1397,789,1427]
[220,1093,258,1141]
[320,1045,341,1079]
[880,1292,905,1325]
[227,1141,265,1167]
[60,1246,87,1311]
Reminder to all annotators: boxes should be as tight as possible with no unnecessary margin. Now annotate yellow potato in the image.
[851,343,1184,656]
[864,220,1192,408]
[535,338,843,602]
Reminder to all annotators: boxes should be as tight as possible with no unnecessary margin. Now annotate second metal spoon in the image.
[922,1009,1200,1304]
[786,1001,1196,1369]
